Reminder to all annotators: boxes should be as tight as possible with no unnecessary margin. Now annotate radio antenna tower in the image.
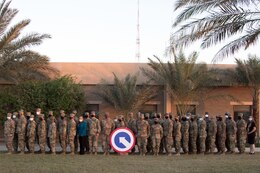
[136,0,140,61]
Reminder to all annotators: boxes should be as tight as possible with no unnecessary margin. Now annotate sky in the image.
[10,0,260,64]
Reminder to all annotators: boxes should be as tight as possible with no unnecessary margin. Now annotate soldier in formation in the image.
[67,113,77,155]
[57,110,67,154]
[136,113,150,156]
[101,112,115,155]
[162,113,174,156]
[27,115,37,154]
[3,109,253,156]
[37,114,46,154]
[88,111,101,155]
[151,118,163,156]
[4,113,15,154]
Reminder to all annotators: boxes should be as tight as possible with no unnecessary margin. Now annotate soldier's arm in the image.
[147,123,150,137]
[97,120,101,134]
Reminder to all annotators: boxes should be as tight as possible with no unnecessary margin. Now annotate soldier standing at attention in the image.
[72,110,79,153]
[198,116,207,154]
[27,115,37,154]
[204,112,210,153]
[88,111,101,155]
[151,118,163,156]
[34,108,42,147]
[101,112,115,155]
[57,110,67,154]
[37,114,46,154]
[48,116,57,155]
[189,115,197,154]
[17,109,27,154]
[206,116,217,154]
[127,112,137,154]
[181,116,189,154]
[174,116,181,156]
[12,112,18,152]
[236,113,247,154]
[136,113,150,156]
[225,112,230,153]
[226,115,237,154]
[67,113,77,155]
[84,112,91,153]
[216,115,226,155]
[46,111,55,152]
[162,113,174,156]
[4,113,15,154]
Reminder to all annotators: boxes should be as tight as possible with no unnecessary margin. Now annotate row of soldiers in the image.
[125,112,247,156]
[4,109,247,156]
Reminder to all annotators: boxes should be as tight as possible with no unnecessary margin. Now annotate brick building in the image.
[51,62,258,134]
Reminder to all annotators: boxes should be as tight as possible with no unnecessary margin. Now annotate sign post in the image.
[110,128,135,154]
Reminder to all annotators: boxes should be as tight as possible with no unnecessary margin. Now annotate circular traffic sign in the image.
[110,127,135,153]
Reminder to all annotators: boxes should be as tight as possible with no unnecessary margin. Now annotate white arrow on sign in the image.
[119,137,131,148]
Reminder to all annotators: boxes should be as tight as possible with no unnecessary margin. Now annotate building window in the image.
[85,104,99,114]
[176,105,196,116]
[233,105,251,122]
[139,104,158,114]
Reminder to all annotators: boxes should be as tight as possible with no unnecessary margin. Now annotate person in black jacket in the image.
[247,116,257,154]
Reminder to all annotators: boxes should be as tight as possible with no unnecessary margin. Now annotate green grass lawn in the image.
[0,152,259,173]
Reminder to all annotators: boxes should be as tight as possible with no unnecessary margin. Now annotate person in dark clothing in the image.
[77,116,88,155]
[247,116,257,154]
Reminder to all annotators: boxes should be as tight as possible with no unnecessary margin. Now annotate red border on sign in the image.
[110,127,136,153]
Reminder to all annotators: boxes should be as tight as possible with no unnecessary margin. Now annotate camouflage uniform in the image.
[198,118,207,154]
[144,113,152,154]
[225,114,230,152]
[162,117,173,155]
[151,119,163,156]
[136,118,150,156]
[206,118,217,154]
[57,114,67,154]
[216,117,226,154]
[189,117,198,154]
[48,117,57,154]
[67,115,77,154]
[236,114,247,154]
[17,111,27,154]
[4,114,15,154]
[37,114,46,153]
[12,112,18,152]
[88,116,101,154]
[226,118,237,153]
[174,119,181,155]
[27,115,37,153]
[46,114,56,152]
[127,114,137,153]
[115,116,126,128]
[101,116,115,155]
[181,118,189,154]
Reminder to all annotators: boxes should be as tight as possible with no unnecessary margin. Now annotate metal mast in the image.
[136,0,140,61]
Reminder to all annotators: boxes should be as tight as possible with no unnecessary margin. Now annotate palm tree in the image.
[0,0,58,83]
[141,51,222,116]
[172,0,260,62]
[95,73,158,119]
[233,55,260,131]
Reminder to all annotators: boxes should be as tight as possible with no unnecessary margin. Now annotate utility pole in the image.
[136,0,140,61]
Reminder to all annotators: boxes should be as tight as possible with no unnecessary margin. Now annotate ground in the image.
[0,152,259,173]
